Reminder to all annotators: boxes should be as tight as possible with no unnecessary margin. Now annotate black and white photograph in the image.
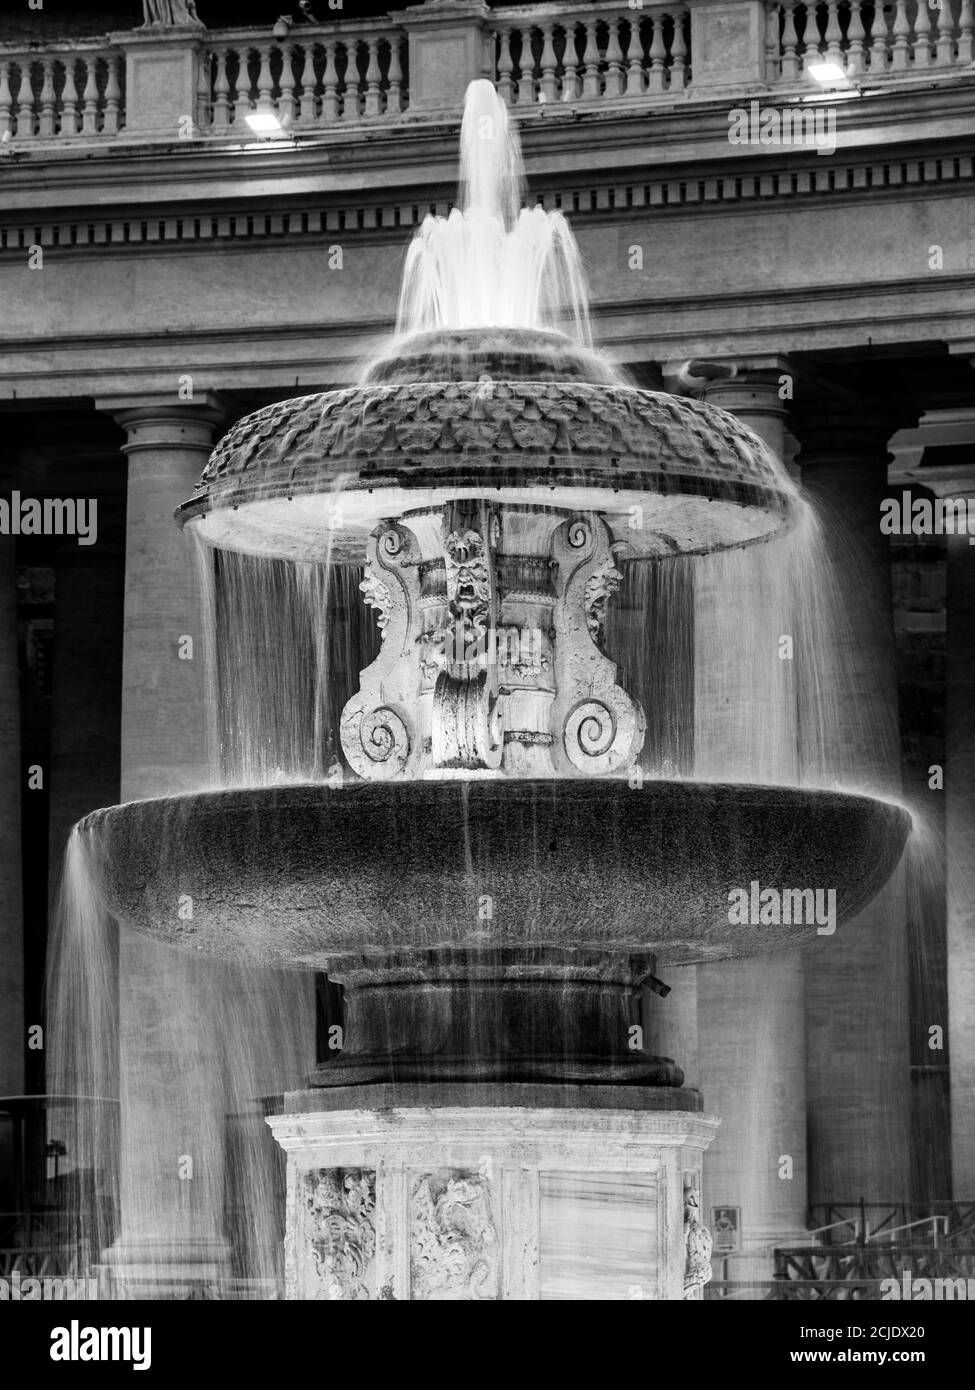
[0,0,972,1350]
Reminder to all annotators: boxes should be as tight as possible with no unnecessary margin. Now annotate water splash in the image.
[396,80,593,345]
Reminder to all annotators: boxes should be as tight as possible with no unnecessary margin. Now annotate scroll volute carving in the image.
[340,521,424,780]
[550,514,646,777]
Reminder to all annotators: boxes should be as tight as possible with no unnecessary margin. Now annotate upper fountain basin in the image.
[78,778,910,970]
[176,328,801,564]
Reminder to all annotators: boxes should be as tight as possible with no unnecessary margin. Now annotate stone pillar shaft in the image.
[98,398,229,1289]
[0,532,24,1100]
[795,408,913,1208]
[693,373,807,1281]
[946,522,975,1194]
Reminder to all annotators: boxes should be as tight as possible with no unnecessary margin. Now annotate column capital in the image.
[96,393,230,455]
[702,370,793,417]
[701,362,798,460]
[790,396,921,470]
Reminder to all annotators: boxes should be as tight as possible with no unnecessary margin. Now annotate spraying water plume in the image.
[396,80,593,345]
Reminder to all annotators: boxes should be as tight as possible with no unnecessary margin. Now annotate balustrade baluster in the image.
[517,30,536,105]
[256,43,274,113]
[497,28,514,104]
[562,23,583,101]
[671,9,688,89]
[846,0,866,72]
[322,40,338,121]
[387,37,404,114]
[824,0,844,66]
[343,42,362,120]
[803,0,824,68]
[913,0,933,66]
[104,54,122,133]
[213,49,230,127]
[960,0,974,62]
[364,37,382,115]
[870,0,890,71]
[604,17,625,96]
[781,0,800,80]
[936,0,957,64]
[39,57,56,138]
[80,56,98,134]
[582,20,601,99]
[646,14,666,92]
[0,63,11,141]
[538,22,558,102]
[61,58,79,135]
[892,0,911,69]
[279,42,296,124]
[16,62,35,140]
[622,17,642,95]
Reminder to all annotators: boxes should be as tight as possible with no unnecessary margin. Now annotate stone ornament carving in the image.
[584,554,624,646]
[340,523,420,780]
[340,504,642,779]
[432,505,505,770]
[183,380,788,525]
[682,1175,713,1301]
[360,570,391,633]
[411,1172,499,1300]
[443,525,493,651]
[304,1168,377,1301]
[551,515,645,776]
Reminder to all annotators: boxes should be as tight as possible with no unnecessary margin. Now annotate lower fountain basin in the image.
[78,779,910,969]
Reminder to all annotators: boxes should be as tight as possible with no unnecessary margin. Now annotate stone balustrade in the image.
[768,0,975,83]
[490,2,690,103]
[0,43,125,142]
[200,20,409,132]
[0,0,973,149]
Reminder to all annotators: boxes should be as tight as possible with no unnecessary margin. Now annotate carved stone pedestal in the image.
[267,1090,718,1301]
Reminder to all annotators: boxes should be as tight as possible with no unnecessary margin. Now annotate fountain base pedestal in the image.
[310,950,685,1088]
[267,1089,718,1301]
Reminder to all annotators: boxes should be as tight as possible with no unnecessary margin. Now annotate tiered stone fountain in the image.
[79,84,910,1300]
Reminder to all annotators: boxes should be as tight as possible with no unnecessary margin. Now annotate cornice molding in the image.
[1,148,972,257]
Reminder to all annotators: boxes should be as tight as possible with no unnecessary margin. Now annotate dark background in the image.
[0,0,512,41]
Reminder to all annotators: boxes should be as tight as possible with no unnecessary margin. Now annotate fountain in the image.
[72,82,910,1300]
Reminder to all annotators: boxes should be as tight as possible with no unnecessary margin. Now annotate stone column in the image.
[694,370,808,1284]
[946,502,975,1197]
[0,523,24,1104]
[792,400,914,1210]
[95,396,229,1294]
[911,464,975,1196]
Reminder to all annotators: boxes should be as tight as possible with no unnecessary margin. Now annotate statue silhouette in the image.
[141,0,203,26]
